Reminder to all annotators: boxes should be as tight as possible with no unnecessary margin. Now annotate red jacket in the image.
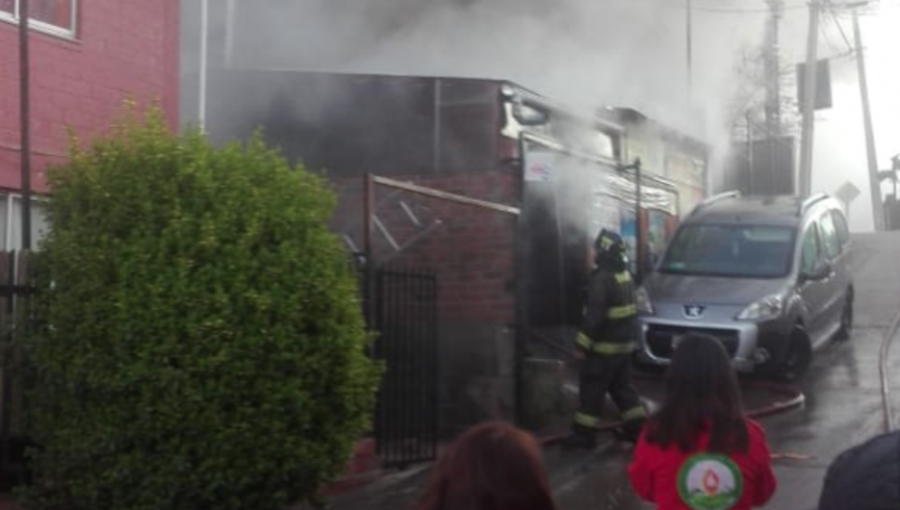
[628,419,776,510]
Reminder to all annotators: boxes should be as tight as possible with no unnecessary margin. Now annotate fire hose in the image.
[528,329,807,447]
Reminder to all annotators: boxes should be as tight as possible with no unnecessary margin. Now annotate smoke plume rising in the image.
[220,0,768,162]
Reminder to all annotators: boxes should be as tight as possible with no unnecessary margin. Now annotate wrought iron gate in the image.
[370,264,438,468]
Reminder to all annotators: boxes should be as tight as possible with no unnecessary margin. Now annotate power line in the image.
[820,14,844,54]
[688,3,807,14]
[827,0,885,16]
[829,10,855,52]
[664,1,807,14]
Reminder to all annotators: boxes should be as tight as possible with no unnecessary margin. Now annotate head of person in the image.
[413,421,557,510]
[816,429,900,510]
[645,333,748,453]
[593,229,627,271]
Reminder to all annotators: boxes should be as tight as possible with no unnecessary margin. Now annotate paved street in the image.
[331,232,900,510]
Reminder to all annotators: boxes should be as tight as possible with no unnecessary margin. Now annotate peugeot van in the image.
[635,192,853,381]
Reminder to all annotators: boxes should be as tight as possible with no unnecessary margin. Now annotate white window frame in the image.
[3,193,49,251]
[0,0,78,40]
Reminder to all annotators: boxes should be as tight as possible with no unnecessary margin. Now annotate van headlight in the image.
[636,286,654,315]
[736,294,784,321]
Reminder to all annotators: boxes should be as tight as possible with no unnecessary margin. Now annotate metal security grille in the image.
[371,265,438,468]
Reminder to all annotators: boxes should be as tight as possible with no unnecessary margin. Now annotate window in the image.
[660,224,795,278]
[831,209,850,246]
[0,195,49,251]
[0,0,77,38]
[818,212,841,260]
[800,223,821,275]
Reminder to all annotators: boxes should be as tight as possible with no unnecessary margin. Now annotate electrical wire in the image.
[828,9,856,52]
[820,14,845,54]
[685,1,809,14]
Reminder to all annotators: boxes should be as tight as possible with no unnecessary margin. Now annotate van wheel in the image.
[836,293,853,341]
[632,352,665,375]
[777,328,812,382]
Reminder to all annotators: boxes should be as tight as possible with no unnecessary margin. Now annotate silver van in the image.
[635,192,853,381]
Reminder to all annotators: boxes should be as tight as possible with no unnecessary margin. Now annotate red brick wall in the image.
[0,0,179,192]
[332,171,520,325]
[331,169,521,436]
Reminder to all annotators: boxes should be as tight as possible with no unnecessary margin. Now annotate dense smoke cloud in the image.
[226,0,767,152]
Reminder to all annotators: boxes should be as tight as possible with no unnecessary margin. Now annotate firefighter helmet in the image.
[594,229,625,257]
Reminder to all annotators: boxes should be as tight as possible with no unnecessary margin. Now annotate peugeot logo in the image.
[683,305,706,319]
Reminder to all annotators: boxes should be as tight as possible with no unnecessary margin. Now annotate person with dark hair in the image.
[562,228,647,449]
[413,421,558,510]
[814,429,900,510]
[628,333,776,510]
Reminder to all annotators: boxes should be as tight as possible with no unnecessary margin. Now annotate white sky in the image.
[808,3,900,232]
[692,1,900,232]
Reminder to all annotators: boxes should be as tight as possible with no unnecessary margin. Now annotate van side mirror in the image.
[800,262,832,283]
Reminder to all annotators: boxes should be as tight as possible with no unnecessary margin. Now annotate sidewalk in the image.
[324,435,637,510]
[0,436,640,510]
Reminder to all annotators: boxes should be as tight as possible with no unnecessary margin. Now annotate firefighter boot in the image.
[560,424,597,449]
[613,418,646,444]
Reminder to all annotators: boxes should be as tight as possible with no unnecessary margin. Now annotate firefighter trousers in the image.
[573,352,646,433]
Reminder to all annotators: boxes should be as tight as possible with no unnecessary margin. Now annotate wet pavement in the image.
[330,232,900,510]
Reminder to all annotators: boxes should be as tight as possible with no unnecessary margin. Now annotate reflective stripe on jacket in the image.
[577,269,637,354]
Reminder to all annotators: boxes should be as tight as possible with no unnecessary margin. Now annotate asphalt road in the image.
[332,232,900,510]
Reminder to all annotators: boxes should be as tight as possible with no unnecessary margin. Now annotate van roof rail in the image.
[689,190,741,217]
[798,193,829,217]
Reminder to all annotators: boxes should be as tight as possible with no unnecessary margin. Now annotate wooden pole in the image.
[798,1,820,197]
[852,8,885,231]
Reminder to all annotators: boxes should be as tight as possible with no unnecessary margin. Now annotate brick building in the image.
[0,0,179,249]
[198,69,708,448]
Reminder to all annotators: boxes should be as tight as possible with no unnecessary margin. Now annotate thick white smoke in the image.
[225,0,769,165]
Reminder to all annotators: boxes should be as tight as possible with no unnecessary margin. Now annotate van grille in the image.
[645,325,739,359]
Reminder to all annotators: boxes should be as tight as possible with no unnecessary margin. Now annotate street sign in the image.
[834,180,861,205]
[797,59,833,111]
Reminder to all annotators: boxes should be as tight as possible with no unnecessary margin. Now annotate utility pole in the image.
[224,0,237,68]
[798,1,820,197]
[764,0,783,192]
[19,0,32,251]
[747,111,754,194]
[764,0,783,139]
[686,0,693,105]
[198,0,209,132]
[851,5,885,231]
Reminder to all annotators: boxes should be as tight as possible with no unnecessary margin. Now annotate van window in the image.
[818,212,841,260]
[831,209,850,246]
[800,223,822,274]
[660,224,795,278]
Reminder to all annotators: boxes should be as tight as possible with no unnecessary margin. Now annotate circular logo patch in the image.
[676,453,744,510]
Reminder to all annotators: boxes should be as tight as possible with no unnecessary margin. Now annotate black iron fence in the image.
[368,264,439,468]
[0,250,36,489]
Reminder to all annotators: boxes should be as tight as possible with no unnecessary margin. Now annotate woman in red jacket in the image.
[628,333,776,510]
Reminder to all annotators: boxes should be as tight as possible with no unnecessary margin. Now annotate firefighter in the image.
[562,229,647,449]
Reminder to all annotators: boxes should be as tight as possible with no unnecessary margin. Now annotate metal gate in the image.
[370,264,438,468]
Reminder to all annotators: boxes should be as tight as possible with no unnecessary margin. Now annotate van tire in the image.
[632,353,664,374]
[776,327,812,382]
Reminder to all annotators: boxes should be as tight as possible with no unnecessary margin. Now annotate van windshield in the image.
[660,224,796,278]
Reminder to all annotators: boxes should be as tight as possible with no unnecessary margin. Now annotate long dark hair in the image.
[644,333,749,453]
[413,421,557,510]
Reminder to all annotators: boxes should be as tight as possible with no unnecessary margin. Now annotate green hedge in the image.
[22,106,381,510]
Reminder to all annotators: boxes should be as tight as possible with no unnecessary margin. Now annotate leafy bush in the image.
[22,106,381,510]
